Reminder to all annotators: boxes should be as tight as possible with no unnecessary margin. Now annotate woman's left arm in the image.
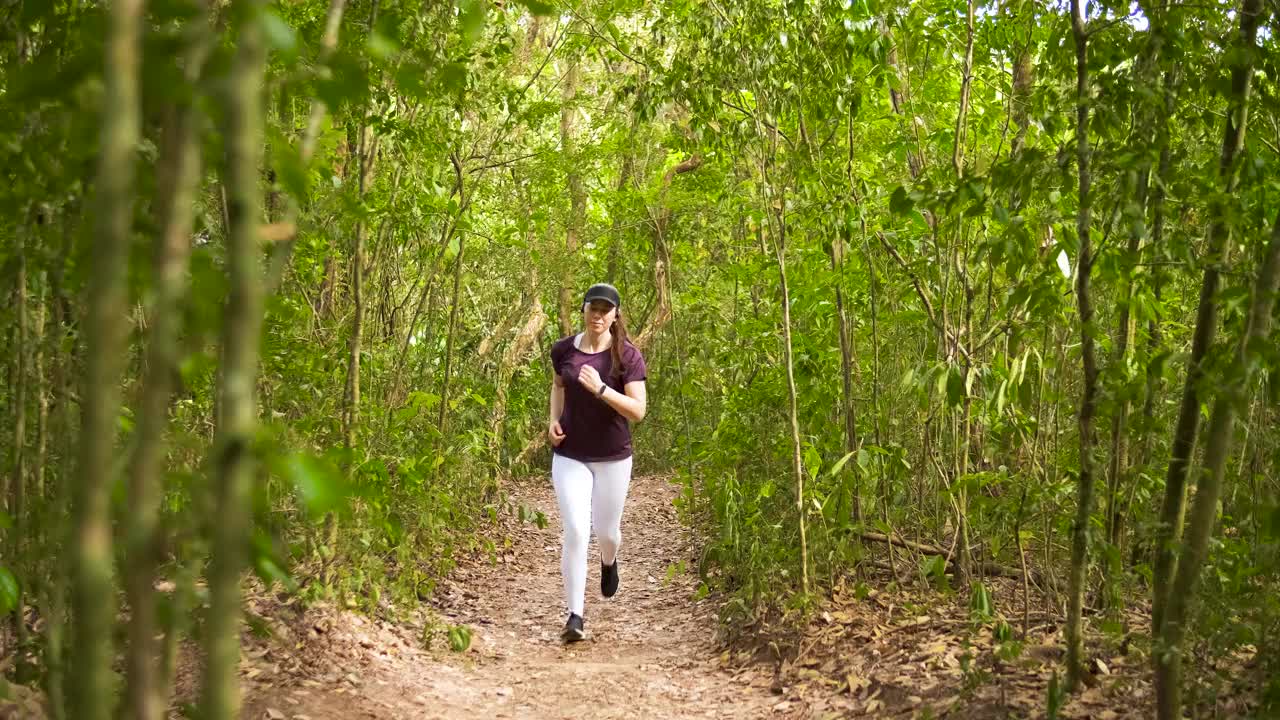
[578,365,647,422]
[602,381,647,423]
[601,381,645,420]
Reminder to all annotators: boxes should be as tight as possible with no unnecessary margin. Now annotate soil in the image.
[154,473,1258,720]
[231,474,786,720]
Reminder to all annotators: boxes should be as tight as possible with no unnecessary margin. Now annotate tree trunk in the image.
[1136,64,1177,483]
[558,61,582,336]
[952,0,975,177]
[1152,0,1259,638]
[1065,0,1096,692]
[1156,211,1280,719]
[437,232,466,436]
[201,3,267,716]
[343,121,374,456]
[264,0,349,293]
[11,236,29,661]
[124,16,208,718]
[67,0,145,709]
[437,150,468,436]
[835,115,861,525]
[1153,5,1264,713]
[1008,0,1034,212]
[607,101,641,284]
[764,183,809,594]
[832,227,859,515]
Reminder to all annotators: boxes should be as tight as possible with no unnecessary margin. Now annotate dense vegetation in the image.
[0,0,1277,716]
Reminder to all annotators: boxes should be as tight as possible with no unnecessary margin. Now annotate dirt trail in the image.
[238,475,783,720]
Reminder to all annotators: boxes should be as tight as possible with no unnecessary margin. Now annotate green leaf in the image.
[889,185,914,215]
[259,9,298,57]
[0,567,18,616]
[280,452,347,520]
[269,127,310,202]
[514,0,555,15]
[368,30,400,60]
[827,450,857,478]
[946,366,964,407]
[803,444,821,481]
[448,624,472,652]
[459,0,487,44]
[439,62,469,96]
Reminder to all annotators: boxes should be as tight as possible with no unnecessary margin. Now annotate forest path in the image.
[237,475,786,720]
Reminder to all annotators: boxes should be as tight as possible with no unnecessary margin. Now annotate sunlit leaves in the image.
[259,8,299,59]
[0,567,17,616]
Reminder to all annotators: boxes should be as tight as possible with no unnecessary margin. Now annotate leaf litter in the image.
[152,475,1265,719]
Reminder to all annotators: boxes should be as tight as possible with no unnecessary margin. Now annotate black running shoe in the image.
[561,613,585,643]
[601,560,619,598]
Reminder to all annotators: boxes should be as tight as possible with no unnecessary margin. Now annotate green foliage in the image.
[0,568,18,617]
[447,624,472,652]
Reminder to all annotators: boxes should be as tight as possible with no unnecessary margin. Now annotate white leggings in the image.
[551,454,633,615]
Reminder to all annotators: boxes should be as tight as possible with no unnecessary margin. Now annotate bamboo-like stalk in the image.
[1152,0,1260,639]
[201,1,267,715]
[67,0,146,709]
[11,236,30,665]
[558,61,582,336]
[1156,210,1280,719]
[124,12,210,718]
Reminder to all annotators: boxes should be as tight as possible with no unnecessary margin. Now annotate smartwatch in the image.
[597,384,608,398]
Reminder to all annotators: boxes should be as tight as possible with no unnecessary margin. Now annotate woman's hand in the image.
[577,365,605,395]
[548,420,566,447]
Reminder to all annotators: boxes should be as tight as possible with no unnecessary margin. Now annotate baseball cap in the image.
[583,283,621,308]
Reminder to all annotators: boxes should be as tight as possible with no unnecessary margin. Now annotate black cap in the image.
[583,283,620,308]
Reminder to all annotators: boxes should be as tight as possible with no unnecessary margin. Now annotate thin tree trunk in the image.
[1065,0,1097,691]
[1104,184,1142,559]
[201,2,267,716]
[1008,0,1034,212]
[1153,8,1264,713]
[558,61,582,336]
[264,0,350,293]
[952,0,975,177]
[437,229,466,436]
[607,104,641,284]
[1105,15,1165,570]
[343,121,373,455]
[67,0,145,708]
[492,296,546,466]
[11,237,29,661]
[835,114,861,525]
[42,219,76,720]
[1152,0,1259,638]
[1157,210,1280,720]
[124,16,208,718]
[33,275,47,504]
[764,178,809,594]
[1136,65,1176,482]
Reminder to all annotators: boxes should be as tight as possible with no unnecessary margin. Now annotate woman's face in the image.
[583,300,617,334]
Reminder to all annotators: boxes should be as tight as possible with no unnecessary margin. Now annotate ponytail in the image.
[609,313,630,381]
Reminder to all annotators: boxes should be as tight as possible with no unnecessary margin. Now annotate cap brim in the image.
[583,295,618,307]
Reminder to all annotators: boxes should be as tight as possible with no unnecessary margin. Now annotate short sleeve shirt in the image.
[550,335,648,462]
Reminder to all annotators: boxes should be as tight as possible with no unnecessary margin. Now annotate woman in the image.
[547,282,648,642]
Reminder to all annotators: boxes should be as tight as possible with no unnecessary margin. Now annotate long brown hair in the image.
[609,312,630,381]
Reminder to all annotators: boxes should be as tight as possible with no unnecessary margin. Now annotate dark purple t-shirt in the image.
[550,335,648,462]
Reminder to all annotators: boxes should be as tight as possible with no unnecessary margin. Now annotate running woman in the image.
[547,283,648,642]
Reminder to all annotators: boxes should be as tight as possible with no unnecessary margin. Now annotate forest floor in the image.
[159,475,1255,719]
